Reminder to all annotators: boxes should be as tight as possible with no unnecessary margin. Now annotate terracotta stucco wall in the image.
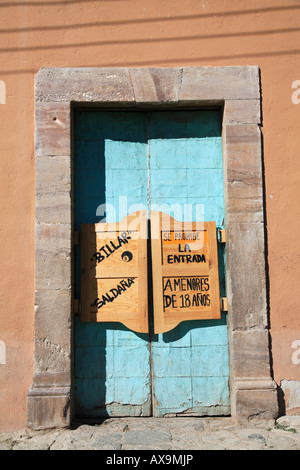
[0,0,299,430]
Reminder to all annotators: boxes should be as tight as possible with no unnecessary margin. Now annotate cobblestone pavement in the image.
[1,416,300,451]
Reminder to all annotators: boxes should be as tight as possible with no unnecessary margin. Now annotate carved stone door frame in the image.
[27,66,278,429]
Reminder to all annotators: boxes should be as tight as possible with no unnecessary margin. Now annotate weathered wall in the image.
[0,0,299,430]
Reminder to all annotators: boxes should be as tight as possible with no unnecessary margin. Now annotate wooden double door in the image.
[74,109,230,417]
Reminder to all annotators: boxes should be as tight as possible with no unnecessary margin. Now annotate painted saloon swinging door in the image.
[80,211,148,333]
[74,109,230,418]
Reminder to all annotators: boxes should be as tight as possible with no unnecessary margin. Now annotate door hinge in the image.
[73,231,81,245]
[74,299,81,314]
[218,229,226,243]
[221,297,228,312]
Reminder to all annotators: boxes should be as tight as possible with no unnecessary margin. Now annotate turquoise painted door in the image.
[74,109,230,418]
[148,112,229,416]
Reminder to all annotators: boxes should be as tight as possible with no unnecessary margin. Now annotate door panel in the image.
[74,111,151,417]
[74,109,230,418]
[148,111,229,416]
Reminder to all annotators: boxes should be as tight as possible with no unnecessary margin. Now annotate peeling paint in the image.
[281,380,300,414]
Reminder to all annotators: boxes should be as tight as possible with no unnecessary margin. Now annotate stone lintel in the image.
[35,66,260,106]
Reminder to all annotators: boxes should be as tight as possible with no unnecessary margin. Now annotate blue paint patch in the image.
[150,137,223,170]
[153,377,192,411]
[187,169,224,198]
[191,345,230,377]
[189,314,228,346]
[106,377,150,405]
[106,140,147,170]
[106,169,148,200]
[192,377,230,407]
